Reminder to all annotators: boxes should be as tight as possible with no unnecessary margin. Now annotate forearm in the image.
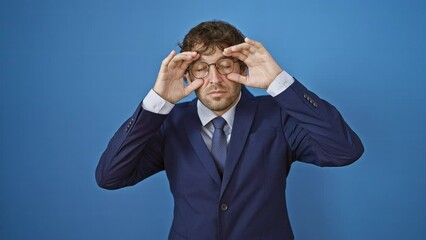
[275,79,364,166]
[96,104,167,190]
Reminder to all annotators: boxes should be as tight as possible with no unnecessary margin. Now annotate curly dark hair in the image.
[178,20,247,71]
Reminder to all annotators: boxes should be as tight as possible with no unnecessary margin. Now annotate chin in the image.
[207,98,234,111]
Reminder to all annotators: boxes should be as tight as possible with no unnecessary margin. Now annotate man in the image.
[96,20,364,240]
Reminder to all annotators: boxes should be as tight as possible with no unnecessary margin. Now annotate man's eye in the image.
[195,67,207,71]
[193,64,207,71]
[218,65,232,69]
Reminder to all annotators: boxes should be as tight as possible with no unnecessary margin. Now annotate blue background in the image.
[1,0,425,239]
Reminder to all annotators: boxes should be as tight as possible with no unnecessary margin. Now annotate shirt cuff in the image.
[142,89,175,114]
[266,70,295,97]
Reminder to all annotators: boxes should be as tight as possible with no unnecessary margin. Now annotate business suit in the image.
[96,79,364,240]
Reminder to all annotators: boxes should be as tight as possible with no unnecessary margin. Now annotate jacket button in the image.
[220,203,228,212]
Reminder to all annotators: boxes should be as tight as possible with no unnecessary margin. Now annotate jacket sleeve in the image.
[276,79,364,167]
[95,104,167,190]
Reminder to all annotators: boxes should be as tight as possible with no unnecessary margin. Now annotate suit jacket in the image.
[96,79,364,240]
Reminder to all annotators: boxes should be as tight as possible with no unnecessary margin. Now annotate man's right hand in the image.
[153,50,204,104]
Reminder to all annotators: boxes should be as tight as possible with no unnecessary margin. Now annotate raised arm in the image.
[96,50,204,189]
[223,38,363,166]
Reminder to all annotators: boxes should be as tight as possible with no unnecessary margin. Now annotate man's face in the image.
[187,47,243,116]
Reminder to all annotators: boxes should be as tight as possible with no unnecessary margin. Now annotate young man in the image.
[96,20,364,240]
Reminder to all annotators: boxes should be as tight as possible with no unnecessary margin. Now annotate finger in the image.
[170,52,197,64]
[224,43,250,52]
[223,51,248,62]
[160,50,176,73]
[224,43,254,55]
[169,52,198,69]
[175,51,199,60]
[227,73,248,85]
[224,47,251,57]
[245,37,263,49]
[169,53,194,68]
[184,79,203,96]
[180,53,200,71]
[181,51,199,55]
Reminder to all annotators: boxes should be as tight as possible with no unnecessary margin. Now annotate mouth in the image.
[208,90,226,97]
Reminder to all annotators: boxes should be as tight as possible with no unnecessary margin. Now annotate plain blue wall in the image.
[1,0,425,239]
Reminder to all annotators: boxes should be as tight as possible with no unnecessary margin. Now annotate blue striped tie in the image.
[211,117,227,174]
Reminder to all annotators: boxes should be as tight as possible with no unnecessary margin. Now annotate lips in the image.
[209,90,226,95]
[208,90,227,97]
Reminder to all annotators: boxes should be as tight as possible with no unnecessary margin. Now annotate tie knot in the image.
[212,117,226,129]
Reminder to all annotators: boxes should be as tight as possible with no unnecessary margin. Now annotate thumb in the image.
[184,79,203,96]
[227,73,247,84]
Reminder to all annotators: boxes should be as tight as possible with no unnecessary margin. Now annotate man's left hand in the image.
[223,38,283,89]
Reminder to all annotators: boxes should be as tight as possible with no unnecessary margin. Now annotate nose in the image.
[206,65,223,84]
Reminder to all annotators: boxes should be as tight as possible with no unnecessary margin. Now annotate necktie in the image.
[211,117,227,174]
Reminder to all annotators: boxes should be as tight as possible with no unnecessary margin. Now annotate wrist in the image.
[266,66,283,89]
[152,84,173,103]
[266,70,294,97]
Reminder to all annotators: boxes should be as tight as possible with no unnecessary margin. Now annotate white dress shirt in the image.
[142,70,295,149]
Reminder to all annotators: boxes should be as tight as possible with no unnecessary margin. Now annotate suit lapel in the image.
[184,100,222,186]
[220,87,257,198]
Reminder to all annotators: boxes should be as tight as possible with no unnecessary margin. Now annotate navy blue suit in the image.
[96,79,364,240]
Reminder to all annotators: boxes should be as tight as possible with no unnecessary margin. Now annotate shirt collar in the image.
[197,93,241,128]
